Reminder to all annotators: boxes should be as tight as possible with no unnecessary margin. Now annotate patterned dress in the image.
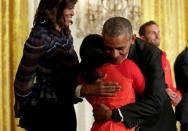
[14,22,80,131]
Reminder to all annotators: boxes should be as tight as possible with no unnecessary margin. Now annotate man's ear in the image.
[140,36,146,41]
[130,34,136,45]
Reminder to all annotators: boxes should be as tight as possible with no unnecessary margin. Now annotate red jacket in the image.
[161,51,182,100]
[87,59,145,131]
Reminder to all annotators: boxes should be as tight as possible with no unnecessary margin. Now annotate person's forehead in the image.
[103,35,130,47]
[103,34,130,40]
[145,24,159,31]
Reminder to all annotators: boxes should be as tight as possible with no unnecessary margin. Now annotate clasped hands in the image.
[166,88,182,106]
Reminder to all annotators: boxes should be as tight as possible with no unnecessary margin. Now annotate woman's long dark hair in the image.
[33,0,77,35]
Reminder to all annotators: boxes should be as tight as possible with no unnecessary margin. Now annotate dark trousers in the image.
[22,103,76,131]
[181,123,188,131]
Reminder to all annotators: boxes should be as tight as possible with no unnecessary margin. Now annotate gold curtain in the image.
[140,0,187,69]
[0,0,28,131]
[0,0,188,131]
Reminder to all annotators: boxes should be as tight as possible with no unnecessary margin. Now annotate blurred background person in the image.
[139,20,182,106]
[174,46,188,131]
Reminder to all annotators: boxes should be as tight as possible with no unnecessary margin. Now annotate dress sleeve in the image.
[14,30,46,95]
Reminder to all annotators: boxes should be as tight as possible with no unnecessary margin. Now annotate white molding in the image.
[28,0,40,30]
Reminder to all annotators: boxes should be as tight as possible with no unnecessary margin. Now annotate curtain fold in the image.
[0,0,187,131]
[140,0,187,67]
[0,0,28,131]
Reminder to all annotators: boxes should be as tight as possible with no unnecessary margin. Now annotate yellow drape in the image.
[0,0,187,131]
[141,0,187,69]
[0,0,28,131]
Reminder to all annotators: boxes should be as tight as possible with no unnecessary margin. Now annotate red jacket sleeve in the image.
[119,59,145,95]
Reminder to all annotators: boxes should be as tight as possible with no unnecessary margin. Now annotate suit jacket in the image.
[174,47,188,123]
[112,38,177,131]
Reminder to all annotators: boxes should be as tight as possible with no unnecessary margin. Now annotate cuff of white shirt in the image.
[112,108,124,122]
[75,84,83,98]
[117,108,124,122]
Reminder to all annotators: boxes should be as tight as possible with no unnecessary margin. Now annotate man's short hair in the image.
[102,17,133,38]
[139,20,158,36]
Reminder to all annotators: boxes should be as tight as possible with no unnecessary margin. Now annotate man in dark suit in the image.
[174,47,188,131]
[81,17,177,131]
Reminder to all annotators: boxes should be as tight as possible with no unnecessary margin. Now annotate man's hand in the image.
[166,88,182,106]
[81,78,120,97]
[93,103,112,123]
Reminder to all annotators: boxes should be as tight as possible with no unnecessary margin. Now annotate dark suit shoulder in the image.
[135,38,161,55]
[175,47,188,63]
[128,38,162,73]
[129,38,162,63]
